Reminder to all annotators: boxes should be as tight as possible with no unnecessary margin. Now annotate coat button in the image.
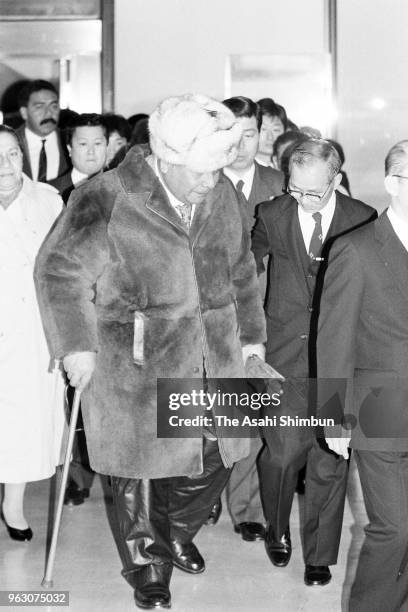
[193,366,200,373]
[300,334,308,339]
[308,306,313,312]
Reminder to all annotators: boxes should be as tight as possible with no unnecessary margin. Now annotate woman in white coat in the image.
[0,125,65,541]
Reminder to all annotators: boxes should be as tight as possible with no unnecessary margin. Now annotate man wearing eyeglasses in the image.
[252,138,376,587]
[317,140,408,611]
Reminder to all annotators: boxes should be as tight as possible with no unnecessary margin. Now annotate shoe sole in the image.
[304,577,332,587]
[234,526,265,542]
[172,560,205,574]
[64,499,84,506]
[134,599,171,609]
[241,534,265,542]
[265,552,291,567]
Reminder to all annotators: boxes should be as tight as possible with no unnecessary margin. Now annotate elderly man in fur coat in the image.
[35,93,266,610]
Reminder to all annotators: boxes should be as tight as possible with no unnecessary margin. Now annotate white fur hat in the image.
[149,93,242,172]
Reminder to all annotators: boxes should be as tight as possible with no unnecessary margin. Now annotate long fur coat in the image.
[35,147,266,478]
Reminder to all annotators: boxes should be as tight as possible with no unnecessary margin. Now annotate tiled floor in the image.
[0,460,366,612]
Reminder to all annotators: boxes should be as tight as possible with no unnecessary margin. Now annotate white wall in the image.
[114,0,326,116]
[337,0,408,209]
[114,0,408,210]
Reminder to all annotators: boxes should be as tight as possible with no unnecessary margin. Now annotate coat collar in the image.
[326,191,359,239]
[116,146,219,242]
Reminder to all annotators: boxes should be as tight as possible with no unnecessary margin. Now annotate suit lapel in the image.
[276,198,310,296]
[57,130,71,176]
[375,212,408,304]
[189,188,215,245]
[247,163,260,214]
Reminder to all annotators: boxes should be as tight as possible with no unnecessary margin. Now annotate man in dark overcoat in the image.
[35,93,266,610]
[317,139,408,612]
[251,139,376,587]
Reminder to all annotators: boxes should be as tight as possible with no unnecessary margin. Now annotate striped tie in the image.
[308,212,323,261]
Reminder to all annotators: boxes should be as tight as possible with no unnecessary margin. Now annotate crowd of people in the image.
[0,79,407,612]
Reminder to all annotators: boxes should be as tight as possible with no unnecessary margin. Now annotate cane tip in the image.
[41,578,54,589]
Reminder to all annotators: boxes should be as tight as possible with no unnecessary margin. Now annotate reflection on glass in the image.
[226,53,335,137]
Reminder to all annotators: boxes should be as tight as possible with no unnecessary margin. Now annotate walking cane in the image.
[42,388,81,589]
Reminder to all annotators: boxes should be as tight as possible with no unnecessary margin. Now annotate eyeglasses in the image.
[287,179,333,203]
[392,174,408,180]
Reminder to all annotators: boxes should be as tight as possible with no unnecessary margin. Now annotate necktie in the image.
[308,212,323,261]
[176,202,192,230]
[236,179,248,204]
[37,139,47,183]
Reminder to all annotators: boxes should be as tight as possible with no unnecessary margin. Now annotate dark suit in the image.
[251,191,376,565]
[317,212,408,611]
[247,162,284,225]
[49,171,75,205]
[15,124,71,182]
[224,161,284,528]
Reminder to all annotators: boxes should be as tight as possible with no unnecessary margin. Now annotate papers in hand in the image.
[244,354,285,380]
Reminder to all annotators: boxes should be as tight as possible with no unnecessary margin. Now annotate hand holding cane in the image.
[42,351,96,588]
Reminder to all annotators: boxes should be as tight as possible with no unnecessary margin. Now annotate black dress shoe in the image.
[295,478,305,495]
[265,525,291,567]
[64,479,90,506]
[234,522,265,542]
[170,540,205,574]
[295,466,306,495]
[304,564,332,586]
[1,512,32,542]
[205,498,222,526]
[133,564,172,610]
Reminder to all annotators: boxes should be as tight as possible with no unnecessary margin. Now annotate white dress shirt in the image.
[297,191,336,252]
[223,164,255,200]
[25,127,59,181]
[71,168,89,186]
[387,206,408,252]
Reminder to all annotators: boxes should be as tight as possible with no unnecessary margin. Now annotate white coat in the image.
[0,175,65,483]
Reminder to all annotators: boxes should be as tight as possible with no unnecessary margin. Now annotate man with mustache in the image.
[16,79,71,183]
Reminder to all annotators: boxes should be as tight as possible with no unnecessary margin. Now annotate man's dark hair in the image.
[65,113,108,145]
[273,131,310,177]
[128,113,149,130]
[18,80,58,108]
[273,130,304,157]
[222,96,262,131]
[289,138,341,180]
[103,113,131,141]
[257,97,288,130]
[130,117,150,146]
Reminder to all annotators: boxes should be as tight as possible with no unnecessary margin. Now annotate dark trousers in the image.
[69,427,94,489]
[66,386,94,490]
[226,437,264,525]
[111,437,231,585]
[258,384,348,565]
[350,451,408,612]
